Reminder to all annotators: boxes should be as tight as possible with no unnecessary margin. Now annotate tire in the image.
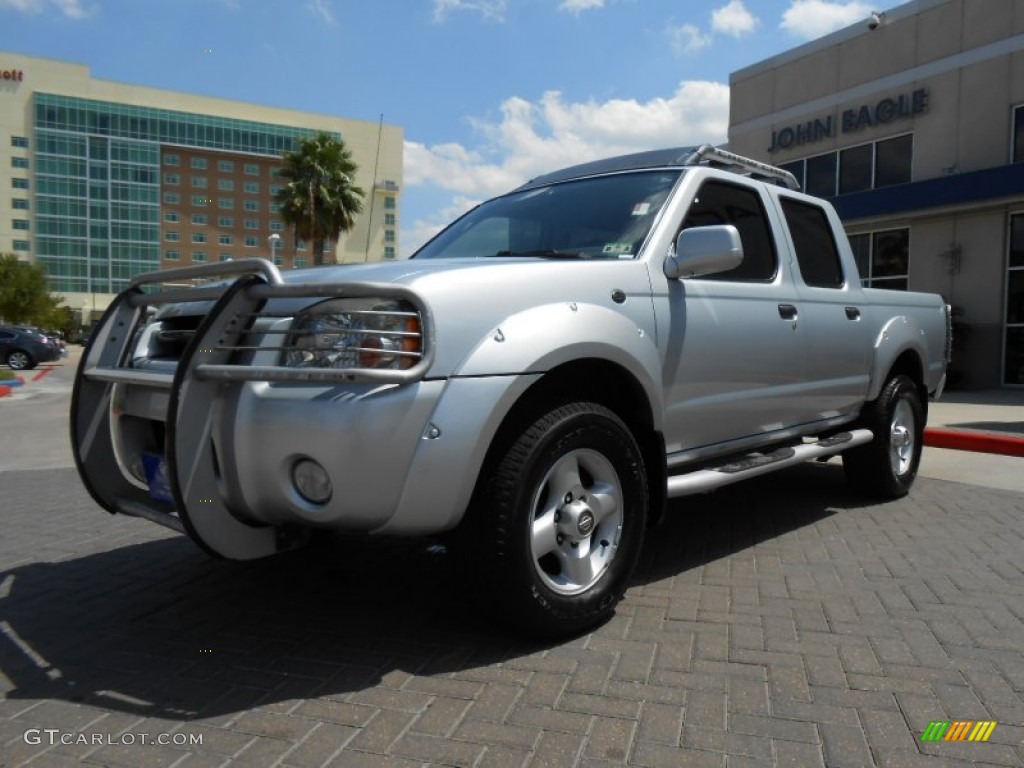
[843,374,924,498]
[6,350,34,371]
[461,402,648,640]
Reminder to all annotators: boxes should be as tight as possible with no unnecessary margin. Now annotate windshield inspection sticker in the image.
[603,243,633,256]
[631,202,651,216]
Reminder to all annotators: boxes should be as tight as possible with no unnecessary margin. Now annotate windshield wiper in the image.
[493,249,590,259]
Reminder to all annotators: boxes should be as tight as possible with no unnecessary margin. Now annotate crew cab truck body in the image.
[72,145,950,638]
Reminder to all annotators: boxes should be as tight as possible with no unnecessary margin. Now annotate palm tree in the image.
[275,132,365,266]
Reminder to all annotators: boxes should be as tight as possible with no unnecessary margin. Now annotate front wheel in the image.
[843,374,924,498]
[462,402,648,640]
[6,350,34,371]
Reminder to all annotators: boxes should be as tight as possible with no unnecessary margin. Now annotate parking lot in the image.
[1,356,1022,767]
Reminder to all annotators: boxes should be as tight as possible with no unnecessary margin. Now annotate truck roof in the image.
[518,144,800,191]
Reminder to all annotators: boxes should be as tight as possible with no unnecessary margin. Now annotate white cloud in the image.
[780,0,872,39]
[432,0,507,22]
[668,24,712,56]
[0,0,91,17]
[0,0,43,11]
[306,0,335,25]
[711,0,757,37]
[558,0,604,13]
[402,80,729,252]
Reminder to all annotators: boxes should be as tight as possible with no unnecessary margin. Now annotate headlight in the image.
[282,298,423,371]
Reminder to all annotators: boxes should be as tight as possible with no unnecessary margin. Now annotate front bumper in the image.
[71,258,439,560]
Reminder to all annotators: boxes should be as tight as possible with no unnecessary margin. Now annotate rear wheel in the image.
[462,402,647,639]
[843,374,923,498]
[6,350,34,371]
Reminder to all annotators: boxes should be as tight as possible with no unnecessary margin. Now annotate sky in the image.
[1,0,889,255]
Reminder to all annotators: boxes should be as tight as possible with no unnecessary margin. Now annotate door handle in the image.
[845,306,861,320]
[778,304,798,320]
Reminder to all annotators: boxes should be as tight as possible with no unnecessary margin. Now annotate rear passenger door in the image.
[779,195,871,419]
[660,178,809,455]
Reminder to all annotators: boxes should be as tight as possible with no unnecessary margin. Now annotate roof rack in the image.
[683,144,800,190]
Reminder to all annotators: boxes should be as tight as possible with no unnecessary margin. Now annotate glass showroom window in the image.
[1006,213,1024,385]
[848,228,909,290]
[839,143,873,194]
[805,153,837,198]
[875,134,912,188]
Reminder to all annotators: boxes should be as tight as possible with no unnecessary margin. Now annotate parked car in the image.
[45,331,69,358]
[72,145,951,638]
[0,325,62,370]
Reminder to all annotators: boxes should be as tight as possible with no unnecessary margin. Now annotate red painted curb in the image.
[31,368,53,383]
[924,428,1024,458]
[0,385,10,398]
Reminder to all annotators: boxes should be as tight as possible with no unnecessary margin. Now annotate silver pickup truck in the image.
[72,145,950,638]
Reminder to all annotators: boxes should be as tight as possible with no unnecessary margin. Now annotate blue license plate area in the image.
[141,452,175,506]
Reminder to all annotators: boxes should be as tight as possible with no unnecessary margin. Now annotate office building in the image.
[1,52,402,322]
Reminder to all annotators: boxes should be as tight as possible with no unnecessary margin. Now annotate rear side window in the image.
[782,198,845,288]
[681,180,777,281]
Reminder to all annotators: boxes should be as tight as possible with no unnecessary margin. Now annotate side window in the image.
[681,180,777,281]
[781,198,845,288]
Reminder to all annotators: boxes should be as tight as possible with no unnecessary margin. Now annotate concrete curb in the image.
[924,427,1024,457]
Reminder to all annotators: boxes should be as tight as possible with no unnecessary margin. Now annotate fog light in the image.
[292,458,332,504]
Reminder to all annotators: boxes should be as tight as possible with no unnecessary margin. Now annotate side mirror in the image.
[664,224,744,279]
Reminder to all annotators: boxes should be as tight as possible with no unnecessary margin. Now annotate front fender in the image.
[453,301,665,429]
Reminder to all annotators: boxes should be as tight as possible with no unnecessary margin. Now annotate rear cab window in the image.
[781,197,845,288]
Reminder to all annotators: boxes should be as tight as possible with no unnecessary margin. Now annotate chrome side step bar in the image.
[116,498,185,534]
[666,429,873,497]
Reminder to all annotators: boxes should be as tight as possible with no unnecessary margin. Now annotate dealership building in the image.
[729,0,1024,388]
[0,52,402,323]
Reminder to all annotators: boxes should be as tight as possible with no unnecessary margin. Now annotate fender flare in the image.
[867,314,927,402]
[453,301,665,430]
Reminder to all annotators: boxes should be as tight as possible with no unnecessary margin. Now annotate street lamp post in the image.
[268,233,281,267]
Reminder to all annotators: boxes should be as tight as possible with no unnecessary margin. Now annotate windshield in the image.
[413,170,682,260]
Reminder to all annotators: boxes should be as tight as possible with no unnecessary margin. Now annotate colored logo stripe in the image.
[969,721,997,742]
[921,721,997,742]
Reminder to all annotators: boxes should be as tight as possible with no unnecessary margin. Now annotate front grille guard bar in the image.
[85,258,436,387]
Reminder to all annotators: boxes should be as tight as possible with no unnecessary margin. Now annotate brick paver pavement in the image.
[1,464,1022,767]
